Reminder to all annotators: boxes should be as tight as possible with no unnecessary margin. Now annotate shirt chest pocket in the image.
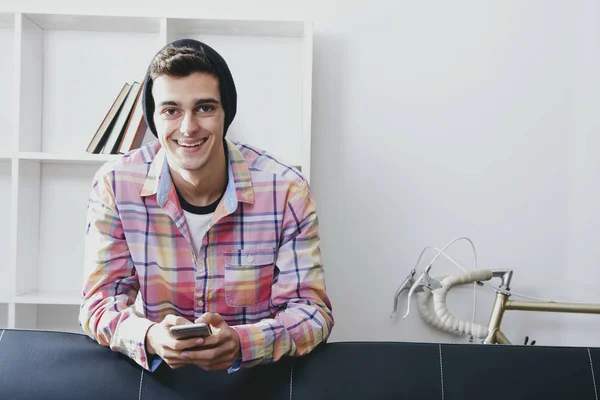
[224,249,276,307]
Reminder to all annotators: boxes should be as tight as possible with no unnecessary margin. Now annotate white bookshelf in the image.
[0,13,13,149]
[0,304,7,329]
[0,9,313,333]
[0,160,11,300]
[0,13,14,311]
[17,152,120,164]
[15,290,81,305]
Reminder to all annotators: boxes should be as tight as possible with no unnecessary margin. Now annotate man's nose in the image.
[180,114,199,136]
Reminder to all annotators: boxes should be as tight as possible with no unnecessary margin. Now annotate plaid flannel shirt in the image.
[79,139,334,371]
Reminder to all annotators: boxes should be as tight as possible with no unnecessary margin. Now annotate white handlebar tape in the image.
[416,269,493,339]
[441,269,493,288]
[415,290,463,336]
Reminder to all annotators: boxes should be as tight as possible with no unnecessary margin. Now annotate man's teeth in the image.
[178,138,207,147]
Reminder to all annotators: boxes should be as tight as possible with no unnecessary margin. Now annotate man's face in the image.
[152,71,224,174]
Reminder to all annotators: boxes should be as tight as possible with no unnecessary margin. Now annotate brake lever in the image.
[402,265,443,319]
[389,269,416,319]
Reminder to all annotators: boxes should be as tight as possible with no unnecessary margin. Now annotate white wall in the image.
[311,0,585,347]
[5,0,599,347]
[565,0,600,346]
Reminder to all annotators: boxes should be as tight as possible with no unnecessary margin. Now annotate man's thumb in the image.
[195,312,225,327]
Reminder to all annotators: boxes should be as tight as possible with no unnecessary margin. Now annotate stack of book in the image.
[86,81,150,154]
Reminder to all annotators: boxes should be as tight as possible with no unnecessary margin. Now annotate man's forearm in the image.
[79,295,156,370]
[231,300,333,368]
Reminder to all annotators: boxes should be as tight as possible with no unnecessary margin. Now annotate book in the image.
[101,81,142,154]
[85,83,131,154]
[117,81,148,154]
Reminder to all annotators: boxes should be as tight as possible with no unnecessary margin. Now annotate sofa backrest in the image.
[0,329,598,399]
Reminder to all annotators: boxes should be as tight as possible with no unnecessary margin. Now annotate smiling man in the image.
[79,39,334,373]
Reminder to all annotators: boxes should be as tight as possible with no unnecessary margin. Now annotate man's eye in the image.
[198,105,215,113]
[164,108,178,115]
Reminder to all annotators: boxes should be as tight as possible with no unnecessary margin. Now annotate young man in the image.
[79,39,334,373]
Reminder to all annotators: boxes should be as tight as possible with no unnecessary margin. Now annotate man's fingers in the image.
[168,362,188,370]
[182,341,233,362]
[163,314,192,327]
[182,347,218,362]
[162,314,179,326]
[186,348,235,371]
[170,337,203,351]
[195,312,226,328]
[155,314,238,373]
[161,348,188,362]
[194,313,209,324]
[201,326,234,349]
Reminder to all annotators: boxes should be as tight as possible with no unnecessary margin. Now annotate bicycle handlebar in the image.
[429,269,492,338]
[389,269,416,319]
[403,269,494,339]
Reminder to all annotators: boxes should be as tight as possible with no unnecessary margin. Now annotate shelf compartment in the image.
[17,13,160,154]
[0,160,11,299]
[0,13,15,154]
[14,160,100,300]
[37,163,100,297]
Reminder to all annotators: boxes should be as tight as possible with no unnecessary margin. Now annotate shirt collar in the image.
[140,139,255,209]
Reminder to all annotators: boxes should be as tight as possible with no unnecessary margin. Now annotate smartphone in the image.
[169,323,213,340]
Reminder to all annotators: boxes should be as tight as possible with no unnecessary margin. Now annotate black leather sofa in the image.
[0,328,598,399]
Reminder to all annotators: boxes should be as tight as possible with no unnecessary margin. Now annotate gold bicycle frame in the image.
[483,291,600,344]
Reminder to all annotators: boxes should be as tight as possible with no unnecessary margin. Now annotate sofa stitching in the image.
[0,331,5,369]
[588,348,598,400]
[138,370,144,400]
[438,344,445,400]
[289,364,294,400]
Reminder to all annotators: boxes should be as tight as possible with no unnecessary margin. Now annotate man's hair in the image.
[149,45,217,80]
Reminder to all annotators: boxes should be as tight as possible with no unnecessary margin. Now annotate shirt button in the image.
[246,255,254,263]
[197,300,204,306]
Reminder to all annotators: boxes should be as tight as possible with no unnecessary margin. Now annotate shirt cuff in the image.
[125,318,157,371]
[227,357,243,374]
[149,355,163,372]
[231,324,267,369]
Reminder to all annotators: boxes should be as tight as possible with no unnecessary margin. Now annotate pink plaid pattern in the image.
[224,249,276,307]
[79,139,334,371]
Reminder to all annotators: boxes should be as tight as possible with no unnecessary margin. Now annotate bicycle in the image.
[390,237,600,345]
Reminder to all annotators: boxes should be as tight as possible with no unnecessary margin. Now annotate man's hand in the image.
[180,312,241,371]
[145,315,200,369]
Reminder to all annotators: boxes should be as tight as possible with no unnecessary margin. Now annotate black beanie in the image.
[142,38,237,138]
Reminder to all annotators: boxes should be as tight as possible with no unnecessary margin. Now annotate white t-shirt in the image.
[184,210,214,255]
